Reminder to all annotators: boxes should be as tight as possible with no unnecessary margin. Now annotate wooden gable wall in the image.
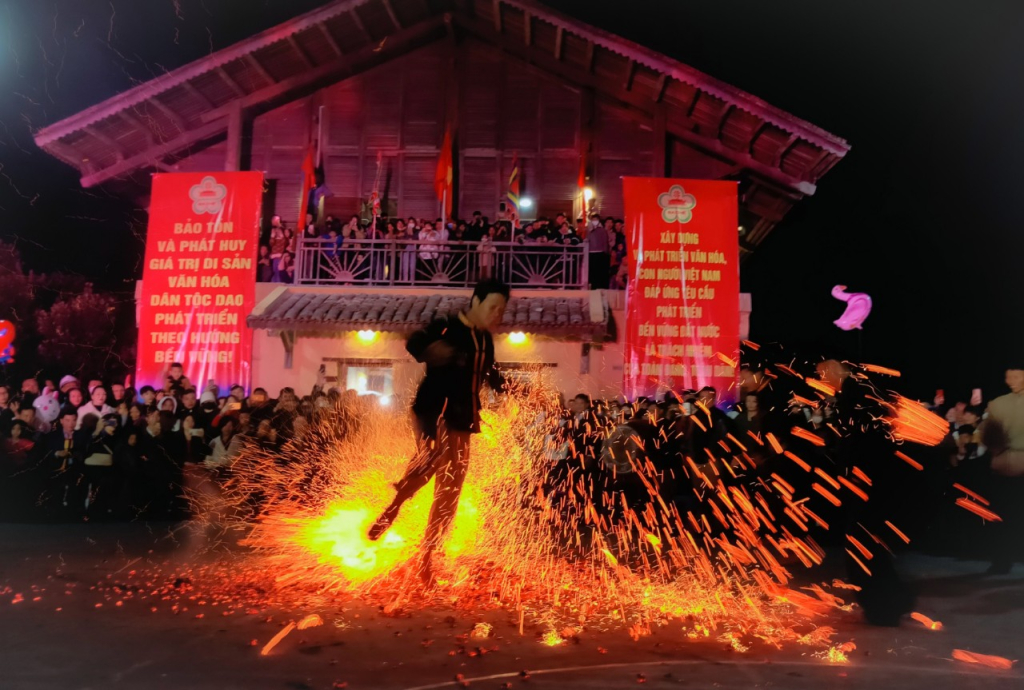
[175,38,736,225]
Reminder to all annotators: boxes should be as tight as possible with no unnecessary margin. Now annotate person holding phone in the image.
[368,279,510,584]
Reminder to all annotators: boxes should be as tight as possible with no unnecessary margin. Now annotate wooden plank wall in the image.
[172,39,714,225]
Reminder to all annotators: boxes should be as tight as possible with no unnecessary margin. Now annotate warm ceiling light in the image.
[508,331,527,344]
[583,187,594,202]
[520,197,534,209]
[357,330,378,342]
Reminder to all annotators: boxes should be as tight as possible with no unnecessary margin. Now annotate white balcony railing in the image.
[292,237,590,289]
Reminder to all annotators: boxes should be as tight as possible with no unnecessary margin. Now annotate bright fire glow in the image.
[357,330,378,342]
[583,186,594,202]
[508,331,527,345]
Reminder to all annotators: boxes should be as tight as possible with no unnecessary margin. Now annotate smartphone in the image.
[229,402,242,411]
[970,388,982,406]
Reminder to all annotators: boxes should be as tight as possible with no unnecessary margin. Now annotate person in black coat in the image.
[368,279,510,582]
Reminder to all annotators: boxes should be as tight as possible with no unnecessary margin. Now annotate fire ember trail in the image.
[190,357,969,651]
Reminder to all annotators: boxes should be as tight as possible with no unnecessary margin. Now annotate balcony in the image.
[292,238,590,289]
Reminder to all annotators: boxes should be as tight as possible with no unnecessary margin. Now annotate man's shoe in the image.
[368,504,400,541]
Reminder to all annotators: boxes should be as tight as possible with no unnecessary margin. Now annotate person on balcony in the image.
[478,226,497,280]
[396,219,416,283]
[418,222,442,279]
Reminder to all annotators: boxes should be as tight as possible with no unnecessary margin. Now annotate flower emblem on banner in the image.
[657,184,697,223]
[189,176,228,215]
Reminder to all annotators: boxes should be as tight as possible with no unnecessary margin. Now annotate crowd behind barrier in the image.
[259,211,629,289]
[0,363,1021,578]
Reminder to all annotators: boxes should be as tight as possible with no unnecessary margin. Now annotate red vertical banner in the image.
[137,172,264,393]
[622,178,740,403]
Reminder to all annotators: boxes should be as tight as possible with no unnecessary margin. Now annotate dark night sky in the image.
[0,0,1022,400]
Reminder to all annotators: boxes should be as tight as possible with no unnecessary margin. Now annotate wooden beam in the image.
[715,104,735,139]
[771,133,797,167]
[746,120,767,155]
[202,19,446,124]
[225,102,244,172]
[149,98,187,132]
[288,35,315,69]
[524,11,532,47]
[119,110,155,145]
[84,126,125,160]
[216,66,247,97]
[653,103,667,176]
[80,118,226,187]
[554,26,563,60]
[182,81,216,109]
[381,0,402,30]
[349,9,372,43]
[654,73,668,102]
[492,0,502,33]
[452,14,815,196]
[623,60,636,91]
[246,54,277,86]
[48,139,92,172]
[669,122,814,195]
[318,23,343,57]
[584,41,594,73]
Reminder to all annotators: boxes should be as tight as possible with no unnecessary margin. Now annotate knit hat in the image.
[59,375,80,392]
[200,388,217,405]
[157,395,178,414]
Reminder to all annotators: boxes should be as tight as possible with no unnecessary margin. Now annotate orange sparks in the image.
[741,339,761,351]
[601,548,619,567]
[805,379,836,397]
[812,483,842,507]
[885,520,911,544]
[814,468,841,491]
[790,427,826,447]
[862,364,901,377]
[845,548,872,576]
[895,450,924,471]
[887,396,948,446]
[956,498,1002,522]
[845,535,873,560]
[851,466,872,486]
[784,451,811,472]
[910,612,943,631]
[260,622,296,656]
[296,614,323,630]
[715,352,738,368]
[837,475,869,502]
[765,433,784,455]
[952,483,990,506]
[951,650,1016,670]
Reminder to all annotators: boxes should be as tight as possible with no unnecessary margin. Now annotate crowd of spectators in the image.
[542,366,1024,577]
[258,210,630,290]
[0,365,367,522]
[2,359,1020,580]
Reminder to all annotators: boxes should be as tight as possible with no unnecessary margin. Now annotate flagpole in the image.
[316,106,323,167]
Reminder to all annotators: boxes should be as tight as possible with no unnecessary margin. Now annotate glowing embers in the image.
[287,478,482,585]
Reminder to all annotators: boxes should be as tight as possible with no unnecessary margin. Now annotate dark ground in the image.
[0,522,1020,690]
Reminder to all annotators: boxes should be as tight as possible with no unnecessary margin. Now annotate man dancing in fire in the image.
[368,279,509,583]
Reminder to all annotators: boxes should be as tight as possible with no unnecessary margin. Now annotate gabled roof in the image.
[33,0,848,210]
[248,289,609,339]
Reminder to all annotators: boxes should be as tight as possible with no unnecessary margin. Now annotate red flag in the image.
[507,152,520,228]
[577,149,587,190]
[298,142,317,229]
[435,126,453,218]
